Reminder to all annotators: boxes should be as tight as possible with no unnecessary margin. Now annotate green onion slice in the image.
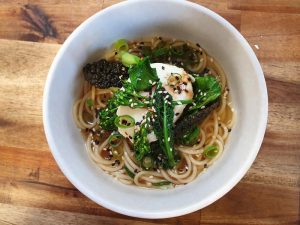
[124,166,135,178]
[121,52,140,67]
[203,145,219,159]
[152,181,171,186]
[108,133,123,147]
[173,99,193,105]
[114,39,129,52]
[167,73,182,86]
[86,99,94,107]
[142,156,153,170]
[114,115,135,128]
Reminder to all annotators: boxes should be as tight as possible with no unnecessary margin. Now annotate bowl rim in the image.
[43,0,268,219]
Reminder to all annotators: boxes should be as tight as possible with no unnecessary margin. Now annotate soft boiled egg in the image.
[116,63,194,143]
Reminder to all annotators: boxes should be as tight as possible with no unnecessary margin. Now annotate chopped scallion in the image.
[108,133,123,147]
[124,166,135,178]
[121,52,141,67]
[114,115,135,128]
[142,156,153,170]
[152,181,171,186]
[203,145,219,159]
[113,39,129,52]
[86,99,93,107]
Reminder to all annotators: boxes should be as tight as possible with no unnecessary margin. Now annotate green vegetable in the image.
[128,57,159,91]
[124,165,135,178]
[173,99,193,105]
[152,47,169,57]
[203,145,219,158]
[108,132,123,147]
[152,181,171,187]
[99,81,152,131]
[134,113,152,161]
[180,127,200,146]
[114,39,129,52]
[120,52,140,67]
[114,115,135,128]
[86,99,93,107]
[113,39,141,67]
[114,81,151,108]
[189,76,221,112]
[153,83,176,168]
[99,100,118,131]
[142,155,154,170]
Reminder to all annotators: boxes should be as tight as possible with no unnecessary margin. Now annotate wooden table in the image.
[0,0,299,224]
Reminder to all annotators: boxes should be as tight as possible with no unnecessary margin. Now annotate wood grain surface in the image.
[0,0,299,224]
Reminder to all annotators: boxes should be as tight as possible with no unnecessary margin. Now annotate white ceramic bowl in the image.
[43,0,268,219]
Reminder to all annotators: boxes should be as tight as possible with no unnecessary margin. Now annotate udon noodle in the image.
[73,37,236,188]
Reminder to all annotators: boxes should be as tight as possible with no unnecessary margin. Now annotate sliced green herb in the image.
[189,76,221,112]
[108,132,123,147]
[134,113,152,161]
[152,181,171,187]
[203,145,219,159]
[173,99,193,105]
[113,39,129,52]
[128,57,158,91]
[99,100,118,131]
[99,81,152,131]
[152,47,169,57]
[142,155,154,170]
[124,165,135,178]
[114,115,135,128]
[153,83,176,169]
[86,99,94,107]
[121,52,140,67]
[180,127,200,146]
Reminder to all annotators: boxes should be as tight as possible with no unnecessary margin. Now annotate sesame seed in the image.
[162,66,165,70]
[196,43,200,47]
[200,106,205,109]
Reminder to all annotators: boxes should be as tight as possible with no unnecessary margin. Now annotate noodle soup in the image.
[73,37,235,188]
